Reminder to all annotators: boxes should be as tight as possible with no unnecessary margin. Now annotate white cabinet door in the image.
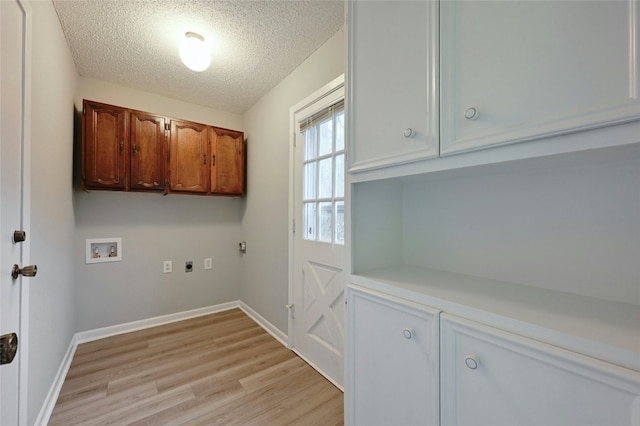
[441,0,640,155]
[441,314,640,426]
[346,286,440,426]
[347,0,438,173]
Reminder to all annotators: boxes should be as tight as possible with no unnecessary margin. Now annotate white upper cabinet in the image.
[441,0,640,155]
[347,0,439,173]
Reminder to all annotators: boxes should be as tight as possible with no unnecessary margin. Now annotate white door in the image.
[1,0,30,424]
[290,77,345,387]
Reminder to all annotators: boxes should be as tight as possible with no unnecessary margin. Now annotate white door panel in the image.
[290,78,345,387]
[441,314,640,426]
[1,0,29,424]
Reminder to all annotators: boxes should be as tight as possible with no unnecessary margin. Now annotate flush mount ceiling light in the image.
[179,32,211,72]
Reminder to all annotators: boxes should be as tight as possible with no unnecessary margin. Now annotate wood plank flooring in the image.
[49,308,343,425]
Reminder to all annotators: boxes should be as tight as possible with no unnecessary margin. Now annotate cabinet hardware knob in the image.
[464,107,479,120]
[119,140,124,154]
[403,128,415,138]
[402,328,414,339]
[465,354,480,369]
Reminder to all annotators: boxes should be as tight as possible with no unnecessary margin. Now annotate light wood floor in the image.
[49,308,343,425]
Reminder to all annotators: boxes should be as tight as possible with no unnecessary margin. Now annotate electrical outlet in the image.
[163,260,172,273]
[185,261,193,272]
[204,258,212,270]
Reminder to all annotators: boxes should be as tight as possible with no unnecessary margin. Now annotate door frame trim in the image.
[287,74,345,348]
[17,0,33,423]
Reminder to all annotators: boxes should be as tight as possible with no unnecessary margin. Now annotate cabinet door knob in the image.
[403,128,415,138]
[403,328,414,339]
[464,107,479,120]
[465,354,480,369]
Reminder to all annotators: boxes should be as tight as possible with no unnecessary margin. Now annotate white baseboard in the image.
[34,334,78,426]
[291,348,344,392]
[237,301,288,346]
[74,301,240,344]
[35,300,288,425]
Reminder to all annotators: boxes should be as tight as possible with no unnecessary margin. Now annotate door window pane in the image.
[318,118,333,156]
[335,111,345,151]
[300,100,345,245]
[304,162,316,199]
[335,201,345,244]
[304,128,316,161]
[318,157,333,199]
[304,202,316,240]
[335,154,344,198]
[319,202,333,243]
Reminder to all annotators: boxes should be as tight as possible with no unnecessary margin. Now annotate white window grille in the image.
[300,100,345,244]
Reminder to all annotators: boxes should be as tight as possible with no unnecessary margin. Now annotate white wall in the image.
[73,78,245,331]
[240,28,345,333]
[28,1,78,424]
[401,149,640,306]
[75,77,243,130]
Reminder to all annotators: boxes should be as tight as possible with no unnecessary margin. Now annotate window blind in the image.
[299,99,345,133]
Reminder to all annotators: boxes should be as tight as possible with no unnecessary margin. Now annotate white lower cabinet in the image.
[346,286,440,426]
[346,285,640,426]
[440,314,640,426]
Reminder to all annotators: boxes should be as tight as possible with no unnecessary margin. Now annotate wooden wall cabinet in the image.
[81,99,245,197]
[169,120,209,194]
[210,127,245,196]
[129,111,166,191]
[82,101,128,190]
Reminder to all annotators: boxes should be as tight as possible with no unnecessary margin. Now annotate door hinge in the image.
[293,132,296,147]
[165,123,170,131]
[82,107,86,115]
[292,219,295,234]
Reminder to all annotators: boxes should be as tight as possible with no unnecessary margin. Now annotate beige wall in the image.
[240,28,345,333]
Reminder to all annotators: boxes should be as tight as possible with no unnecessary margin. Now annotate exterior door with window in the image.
[291,78,345,387]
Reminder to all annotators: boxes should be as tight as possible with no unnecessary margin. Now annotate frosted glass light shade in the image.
[179,32,211,72]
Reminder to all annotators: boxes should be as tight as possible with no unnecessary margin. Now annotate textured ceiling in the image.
[53,0,344,114]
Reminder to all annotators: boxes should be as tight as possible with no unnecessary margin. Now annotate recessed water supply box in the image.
[86,238,122,264]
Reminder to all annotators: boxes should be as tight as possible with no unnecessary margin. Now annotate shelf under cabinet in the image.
[350,264,640,372]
